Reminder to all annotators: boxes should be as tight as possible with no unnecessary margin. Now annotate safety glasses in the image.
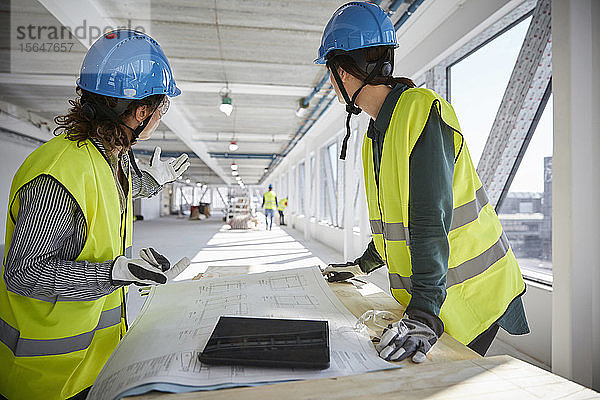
[154,96,170,117]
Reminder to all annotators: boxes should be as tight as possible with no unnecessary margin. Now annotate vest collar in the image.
[370,83,409,136]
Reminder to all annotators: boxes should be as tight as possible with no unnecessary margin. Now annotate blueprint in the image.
[87,266,398,400]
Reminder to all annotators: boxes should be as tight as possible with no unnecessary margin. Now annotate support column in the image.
[343,130,355,260]
[315,146,322,222]
[552,0,600,391]
[304,143,311,241]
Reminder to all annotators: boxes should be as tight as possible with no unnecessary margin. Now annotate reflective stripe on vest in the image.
[389,233,510,292]
[450,186,488,231]
[370,186,488,245]
[370,220,410,244]
[0,306,121,357]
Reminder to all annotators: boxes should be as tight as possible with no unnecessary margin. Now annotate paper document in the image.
[87,266,398,400]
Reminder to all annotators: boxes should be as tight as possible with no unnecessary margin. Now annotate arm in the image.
[131,170,163,199]
[126,154,162,199]
[262,194,265,208]
[4,175,120,301]
[354,240,385,273]
[322,240,384,282]
[406,104,455,317]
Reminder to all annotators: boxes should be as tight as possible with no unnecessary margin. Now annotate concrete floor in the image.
[127,214,545,369]
[128,215,390,324]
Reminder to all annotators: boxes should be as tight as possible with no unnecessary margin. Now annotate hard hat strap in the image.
[128,149,143,178]
[337,56,388,160]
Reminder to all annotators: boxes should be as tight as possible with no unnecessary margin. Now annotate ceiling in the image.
[0,0,357,185]
[0,0,420,186]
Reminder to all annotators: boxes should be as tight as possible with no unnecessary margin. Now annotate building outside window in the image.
[449,15,552,284]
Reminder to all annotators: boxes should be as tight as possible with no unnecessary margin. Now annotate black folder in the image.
[198,316,330,369]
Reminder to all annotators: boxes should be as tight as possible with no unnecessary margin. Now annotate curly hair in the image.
[54,87,164,151]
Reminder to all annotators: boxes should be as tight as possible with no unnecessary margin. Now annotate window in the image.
[519,202,533,213]
[449,17,531,166]
[309,155,316,217]
[320,142,338,225]
[449,15,552,283]
[499,97,553,284]
[298,162,305,215]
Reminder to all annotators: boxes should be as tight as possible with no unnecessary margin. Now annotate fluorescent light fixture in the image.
[229,141,239,152]
[231,163,238,170]
[220,96,233,116]
[295,97,309,117]
[185,179,191,184]
[235,176,241,181]
[232,170,239,176]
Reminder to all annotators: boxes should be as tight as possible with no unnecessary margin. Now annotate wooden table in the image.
[129,267,598,399]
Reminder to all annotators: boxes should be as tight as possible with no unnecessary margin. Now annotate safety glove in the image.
[375,309,444,363]
[111,248,171,286]
[321,261,365,282]
[140,146,190,185]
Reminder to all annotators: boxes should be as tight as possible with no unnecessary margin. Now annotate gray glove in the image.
[322,261,365,282]
[375,309,444,363]
[111,248,171,286]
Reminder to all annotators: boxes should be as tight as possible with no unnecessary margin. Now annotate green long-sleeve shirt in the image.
[356,84,528,336]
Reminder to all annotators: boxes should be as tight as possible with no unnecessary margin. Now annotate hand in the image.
[375,309,444,363]
[111,248,171,286]
[140,147,190,185]
[321,261,365,282]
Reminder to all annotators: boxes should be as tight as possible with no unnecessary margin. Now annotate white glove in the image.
[111,248,171,286]
[321,261,365,282]
[140,147,190,185]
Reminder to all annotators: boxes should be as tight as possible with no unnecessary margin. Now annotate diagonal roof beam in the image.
[476,0,552,208]
[35,0,232,184]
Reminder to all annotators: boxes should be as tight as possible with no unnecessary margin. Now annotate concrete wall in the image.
[140,194,161,221]
[496,282,552,368]
[0,136,38,249]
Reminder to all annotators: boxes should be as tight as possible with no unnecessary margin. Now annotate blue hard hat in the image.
[315,2,398,65]
[268,184,273,189]
[77,29,181,99]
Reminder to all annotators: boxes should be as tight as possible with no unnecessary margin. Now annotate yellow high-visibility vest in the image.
[363,88,525,344]
[278,198,288,211]
[263,191,277,210]
[0,133,132,399]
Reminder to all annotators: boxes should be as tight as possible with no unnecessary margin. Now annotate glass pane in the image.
[499,95,553,283]
[450,17,531,166]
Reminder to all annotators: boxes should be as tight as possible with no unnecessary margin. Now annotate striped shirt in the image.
[3,139,162,301]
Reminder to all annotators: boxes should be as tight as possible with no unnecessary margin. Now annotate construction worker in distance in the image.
[262,184,278,230]
[0,30,189,400]
[318,2,529,363]
[278,196,288,226]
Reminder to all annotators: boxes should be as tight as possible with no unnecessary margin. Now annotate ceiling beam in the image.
[35,0,231,184]
[209,152,279,160]
[394,0,525,78]
[0,73,321,98]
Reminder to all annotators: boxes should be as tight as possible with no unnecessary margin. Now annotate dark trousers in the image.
[467,323,500,356]
[278,210,285,225]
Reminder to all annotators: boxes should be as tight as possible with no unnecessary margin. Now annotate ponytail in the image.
[383,76,416,88]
